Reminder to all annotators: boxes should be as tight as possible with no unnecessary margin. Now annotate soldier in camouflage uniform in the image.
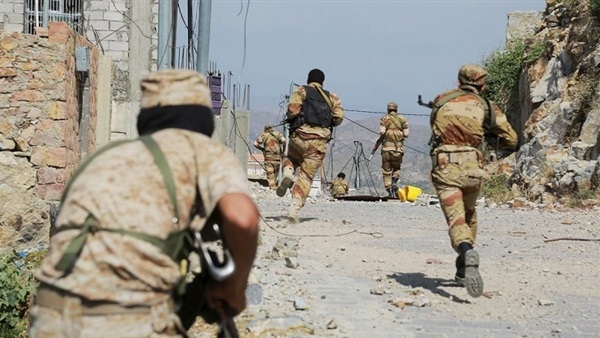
[430,64,517,298]
[328,172,349,198]
[29,69,260,337]
[253,124,286,190]
[374,102,410,197]
[277,69,344,223]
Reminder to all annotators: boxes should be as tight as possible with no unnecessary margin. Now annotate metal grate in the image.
[23,0,84,35]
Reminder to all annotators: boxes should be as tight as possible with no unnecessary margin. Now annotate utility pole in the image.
[158,0,174,69]
[196,0,212,75]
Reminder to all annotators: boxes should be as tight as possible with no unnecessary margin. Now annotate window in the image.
[24,0,84,35]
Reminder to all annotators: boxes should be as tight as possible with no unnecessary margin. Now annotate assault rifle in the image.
[178,224,239,338]
[417,95,433,109]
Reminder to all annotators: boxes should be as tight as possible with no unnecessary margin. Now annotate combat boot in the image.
[463,249,484,297]
[287,198,303,223]
[454,255,465,285]
[387,188,395,198]
[276,166,295,197]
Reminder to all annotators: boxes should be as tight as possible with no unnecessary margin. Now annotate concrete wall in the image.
[0,0,24,33]
[0,22,102,247]
[84,0,159,140]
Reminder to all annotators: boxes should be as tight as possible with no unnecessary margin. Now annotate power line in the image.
[345,108,430,117]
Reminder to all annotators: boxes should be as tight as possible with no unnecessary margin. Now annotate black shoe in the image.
[387,188,395,198]
[454,255,465,285]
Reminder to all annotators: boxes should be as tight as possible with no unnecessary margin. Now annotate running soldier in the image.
[277,68,344,223]
[430,64,517,298]
[253,124,286,190]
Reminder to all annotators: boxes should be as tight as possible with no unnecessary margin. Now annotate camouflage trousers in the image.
[29,288,186,338]
[431,156,484,252]
[264,159,281,189]
[282,135,327,204]
[382,150,404,189]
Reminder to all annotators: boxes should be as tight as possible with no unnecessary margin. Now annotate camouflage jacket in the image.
[35,129,251,306]
[329,177,349,197]
[287,82,344,140]
[430,85,517,154]
[379,112,409,152]
[254,130,285,161]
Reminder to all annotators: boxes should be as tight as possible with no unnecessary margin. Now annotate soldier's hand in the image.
[205,276,247,319]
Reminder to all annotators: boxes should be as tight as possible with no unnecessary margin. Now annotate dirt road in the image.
[193,185,600,337]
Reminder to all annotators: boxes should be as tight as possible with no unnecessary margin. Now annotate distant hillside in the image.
[249,109,434,194]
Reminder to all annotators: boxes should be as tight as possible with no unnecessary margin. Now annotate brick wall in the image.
[0,22,100,247]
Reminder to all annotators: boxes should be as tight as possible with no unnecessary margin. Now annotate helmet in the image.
[387,102,398,110]
[264,124,273,131]
[458,64,487,86]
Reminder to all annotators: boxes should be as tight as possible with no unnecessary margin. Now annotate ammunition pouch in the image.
[431,151,480,168]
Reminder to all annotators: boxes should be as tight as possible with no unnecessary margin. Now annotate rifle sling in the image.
[55,135,194,273]
[314,85,334,114]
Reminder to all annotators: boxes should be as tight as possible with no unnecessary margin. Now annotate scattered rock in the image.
[293,297,308,311]
[538,298,554,306]
[326,319,338,330]
[370,287,385,295]
[285,257,299,269]
[426,258,444,264]
[246,283,263,305]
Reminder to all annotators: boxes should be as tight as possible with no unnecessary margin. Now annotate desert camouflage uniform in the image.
[253,128,286,189]
[379,106,409,191]
[29,71,252,338]
[430,66,517,252]
[329,177,349,198]
[282,83,343,208]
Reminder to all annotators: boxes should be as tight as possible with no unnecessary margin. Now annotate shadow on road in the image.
[263,216,318,223]
[387,272,471,304]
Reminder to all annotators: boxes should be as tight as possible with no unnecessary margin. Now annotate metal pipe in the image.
[158,0,174,69]
[196,0,212,75]
[35,0,40,28]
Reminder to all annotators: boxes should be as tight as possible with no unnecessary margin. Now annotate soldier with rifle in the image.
[29,69,259,337]
[371,102,410,197]
[421,64,517,298]
[277,68,344,223]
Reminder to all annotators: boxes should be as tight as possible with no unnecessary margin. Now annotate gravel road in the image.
[192,183,600,338]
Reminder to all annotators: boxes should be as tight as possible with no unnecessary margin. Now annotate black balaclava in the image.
[136,105,215,137]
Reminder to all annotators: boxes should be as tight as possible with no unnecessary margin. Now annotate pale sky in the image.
[180,0,545,121]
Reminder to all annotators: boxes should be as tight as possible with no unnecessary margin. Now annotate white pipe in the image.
[35,0,40,28]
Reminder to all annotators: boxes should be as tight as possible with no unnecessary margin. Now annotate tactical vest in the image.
[302,85,333,128]
[429,89,496,150]
[54,135,196,296]
[289,85,333,133]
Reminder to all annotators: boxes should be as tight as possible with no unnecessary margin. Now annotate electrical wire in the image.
[236,0,250,82]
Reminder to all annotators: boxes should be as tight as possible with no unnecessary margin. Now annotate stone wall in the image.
[0,0,160,139]
[0,22,100,248]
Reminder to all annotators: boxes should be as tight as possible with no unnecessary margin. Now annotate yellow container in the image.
[397,188,406,201]
[404,186,422,202]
